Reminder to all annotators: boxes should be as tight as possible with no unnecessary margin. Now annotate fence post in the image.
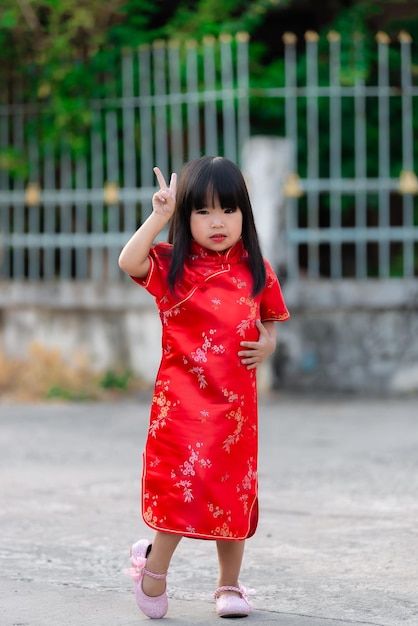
[242,136,292,275]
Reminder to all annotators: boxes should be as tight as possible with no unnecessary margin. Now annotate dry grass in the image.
[0,342,148,402]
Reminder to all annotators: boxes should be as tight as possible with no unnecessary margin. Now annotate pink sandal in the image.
[214,584,254,618]
[125,539,168,619]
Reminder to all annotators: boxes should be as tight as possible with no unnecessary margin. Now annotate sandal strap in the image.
[143,567,167,580]
[214,585,242,599]
[214,584,255,606]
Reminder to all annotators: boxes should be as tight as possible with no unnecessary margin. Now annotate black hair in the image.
[168,156,266,296]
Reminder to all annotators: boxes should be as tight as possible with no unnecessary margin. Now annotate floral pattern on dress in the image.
[235,295,258,336]
[171,442,212,503]
[149,380,178,438]
[162,305,182,325]
[143,505,158,526]
[208,502,235,538]
[132,238,289,540]
[211,522,235,538]
[188,366,208,388]
[191,331,225,363]
[231,276,247,290]
[222,387,239,403]
[223,405,248,453]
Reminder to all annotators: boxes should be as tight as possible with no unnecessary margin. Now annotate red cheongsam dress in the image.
[132,239,289,541]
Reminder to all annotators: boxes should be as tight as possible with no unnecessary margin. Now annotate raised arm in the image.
[118,167,177,278]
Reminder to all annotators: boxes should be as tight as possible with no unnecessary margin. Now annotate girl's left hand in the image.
[238,320,277,370]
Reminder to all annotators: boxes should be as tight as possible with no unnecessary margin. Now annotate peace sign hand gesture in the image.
[118,166,177,278]
[152,167,177,220]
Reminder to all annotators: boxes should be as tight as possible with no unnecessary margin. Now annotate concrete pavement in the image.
[1,394,417,625]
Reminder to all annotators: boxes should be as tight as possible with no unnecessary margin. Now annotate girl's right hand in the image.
[152,167,177,219]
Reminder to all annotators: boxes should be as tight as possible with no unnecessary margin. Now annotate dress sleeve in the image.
[130,243,171,300]
[259,259,290,322]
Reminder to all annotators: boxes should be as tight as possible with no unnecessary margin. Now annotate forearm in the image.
[238,319,277,369]
[261,320,277,349]
[118,212,169,277]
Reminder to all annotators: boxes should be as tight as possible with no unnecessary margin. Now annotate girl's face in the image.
[190,198,243,252]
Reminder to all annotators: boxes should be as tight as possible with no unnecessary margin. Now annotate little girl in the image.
[119,156,289,619]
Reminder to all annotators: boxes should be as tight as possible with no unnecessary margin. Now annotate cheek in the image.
[190,217,203,240]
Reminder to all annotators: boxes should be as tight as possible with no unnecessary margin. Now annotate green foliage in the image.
[0,147,29,178]
[0,0,291,161]
[1,0,418,196]
[1,0,417,277]
[45,369,134,400]
[163,0,283,40]
[109,0,165,46]
[99,369,133,390]
[45,384,92,401]
[0,1,131,155]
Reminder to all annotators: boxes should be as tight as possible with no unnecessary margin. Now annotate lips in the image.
[210,234,226,242]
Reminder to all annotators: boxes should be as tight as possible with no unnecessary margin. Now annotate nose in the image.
[211,209,224,227]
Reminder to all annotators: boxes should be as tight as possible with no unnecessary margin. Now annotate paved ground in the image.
[1,393,417,625]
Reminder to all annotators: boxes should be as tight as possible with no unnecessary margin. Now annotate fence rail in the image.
[0,34,249,281]
[0,31,417,282]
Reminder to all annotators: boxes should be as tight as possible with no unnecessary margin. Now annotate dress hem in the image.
[141,516,257,541]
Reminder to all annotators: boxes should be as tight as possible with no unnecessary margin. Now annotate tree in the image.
[1,0,417,160]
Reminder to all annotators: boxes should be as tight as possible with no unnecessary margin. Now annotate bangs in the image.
[188,166,243,211]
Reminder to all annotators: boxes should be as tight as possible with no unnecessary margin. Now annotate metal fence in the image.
[0,31,417,282]
[0,34,249,281]
[280,30,418,279]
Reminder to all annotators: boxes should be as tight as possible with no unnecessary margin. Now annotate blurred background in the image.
[1,0,418,401]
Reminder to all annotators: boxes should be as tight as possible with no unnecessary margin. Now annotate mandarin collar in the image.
[188,238,247,265]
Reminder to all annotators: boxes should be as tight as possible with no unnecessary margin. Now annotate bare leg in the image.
[216,539,245,596]
[142,531,182,597]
